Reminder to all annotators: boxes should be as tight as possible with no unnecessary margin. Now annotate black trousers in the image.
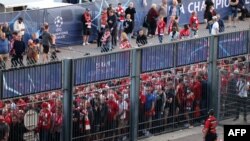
[205,133,217,141]
[111,28,117,46]
[235,96,247,118]
[148,20,157,36]
[11,55,24,67]
[238,4,248,20]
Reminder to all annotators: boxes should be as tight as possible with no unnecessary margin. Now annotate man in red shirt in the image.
[116,3,125,39]
[179,24,190,39]
[106,94,119,140]
[176,77,185,121]
[202,109,218,141]
[192,75,202,119]
[38,102,52,141]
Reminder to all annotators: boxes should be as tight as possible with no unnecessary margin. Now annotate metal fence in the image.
[0,29,250,141]
[138,69,209,137]
[218,68,250,123]
[0,90,63,141]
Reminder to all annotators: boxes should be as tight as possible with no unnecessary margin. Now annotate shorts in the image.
[83,27,91,35]
[230,6,238,17]
[205,133,217,141]
[43,45,49,54]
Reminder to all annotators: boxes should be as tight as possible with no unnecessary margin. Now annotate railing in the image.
[0,29,250,141]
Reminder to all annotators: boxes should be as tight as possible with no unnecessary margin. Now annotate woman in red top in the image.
[82,8,92,46]
[179,24,190,39]
[119,32,131,49]
[189,11,199,37]
[156,16,166,43]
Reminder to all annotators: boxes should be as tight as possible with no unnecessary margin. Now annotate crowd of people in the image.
[0,0,249,68]
[0,54,249,141]
[0,0,250,141]
[81,0,250,52]
[0,19,57,70]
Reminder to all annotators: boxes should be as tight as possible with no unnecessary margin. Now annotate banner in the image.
[1,62,62,98]
[217,31,248,59]
[74,51,130,85]
[141,44,174,72]
[176,37,209,66]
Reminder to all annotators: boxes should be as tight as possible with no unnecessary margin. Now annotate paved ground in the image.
[57,19,250,59]
[140,115,250,141]
[3,18,250,69]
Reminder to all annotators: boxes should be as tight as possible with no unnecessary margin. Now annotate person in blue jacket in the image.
[0,33,9,69]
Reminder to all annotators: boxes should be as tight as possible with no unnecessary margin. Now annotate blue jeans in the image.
[158,35,163,43]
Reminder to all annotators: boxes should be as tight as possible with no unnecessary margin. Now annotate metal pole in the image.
[130,49,141,141]
[0,70,2,99]
[207,35,219,114]
[62,59,73,141]
[217,70,221,121]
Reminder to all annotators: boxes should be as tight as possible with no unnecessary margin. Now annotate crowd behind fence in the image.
[218,61,250,122]
[0,28,249,141]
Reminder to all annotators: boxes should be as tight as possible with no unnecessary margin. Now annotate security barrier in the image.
[0,29,250,141]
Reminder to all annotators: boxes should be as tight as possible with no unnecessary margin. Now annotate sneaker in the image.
[82,43,85,46]
[86,42,90,45]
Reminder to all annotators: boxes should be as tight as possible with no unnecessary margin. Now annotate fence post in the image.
[130,48,141,141]
[62,59,73,141]
[248,28,250,54]
[207,35,219,115]
[0,70,2,99]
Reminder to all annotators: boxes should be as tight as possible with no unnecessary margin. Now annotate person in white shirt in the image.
[13,17,25,39]
[211,16,219,35]
[117,93,128,141]
[234,75,248,122]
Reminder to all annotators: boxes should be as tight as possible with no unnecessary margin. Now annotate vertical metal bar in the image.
[0,70,2,99]
[217,70,222,121]
[208,35,219,113]
[248,28,250,54]
[173,42,177,70]
[62,59,73,141]
[130,48,141,141]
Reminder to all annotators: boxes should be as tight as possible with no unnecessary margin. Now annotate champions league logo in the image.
[53,16,68,39]
[54,16,63,28]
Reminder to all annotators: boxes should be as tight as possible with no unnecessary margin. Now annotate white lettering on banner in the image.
[187,0,230,14]
[54,31,69,39]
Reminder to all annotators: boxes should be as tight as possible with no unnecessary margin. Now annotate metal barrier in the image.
[218,70,250,122]
[0,90,63,141]
[217,31,249,59]
[1,62,62,99]
[141,44,174,73]
[74,51,130,85]
[72,77,130,141]
[138,69,209,137]
[0,29,250,141]
[176,37,209,67]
